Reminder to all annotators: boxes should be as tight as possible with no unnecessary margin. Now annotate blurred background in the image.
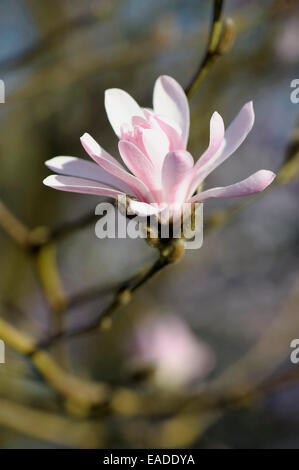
[0,0,299,449]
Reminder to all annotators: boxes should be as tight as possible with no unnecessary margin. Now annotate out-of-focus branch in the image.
[0,397,105,448]
[185,0,234,99]
[2,274,299,424]
[122,366,299,448]
[0,15,95,73]
[35,240,185,349]
[0,317,108,415]
[0,200,32,248]
[49,210,97,242]
[277,117,299,183]
[36,244,67,313]
[0,2,118,73]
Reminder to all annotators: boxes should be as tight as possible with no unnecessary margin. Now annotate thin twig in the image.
[34,242,184,350]
[185,0,233,99]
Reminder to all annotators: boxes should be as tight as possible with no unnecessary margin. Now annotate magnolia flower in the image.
[126,314,215,389]
[44,75,275,217]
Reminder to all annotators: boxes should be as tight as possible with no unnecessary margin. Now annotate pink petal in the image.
[45,156,135,195]
[131,116,150,128]
[194,112,225,169]
[153,75,190,146]
[118,141,159,195]
[154,115,185,151]
[80,132,123,168]
[43,175,125,198]
[218,101,255,165]
[191,102,255,192]
[104,88,144,137]
[162,150,194,204]
[189,170,276,202]
[188,111,225,196]
[81,133,152,202]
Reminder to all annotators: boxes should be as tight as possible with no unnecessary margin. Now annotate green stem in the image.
[185,0,225,100]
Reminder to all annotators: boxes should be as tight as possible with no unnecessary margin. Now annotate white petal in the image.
[104,88,144,137]
[153,75,190,145]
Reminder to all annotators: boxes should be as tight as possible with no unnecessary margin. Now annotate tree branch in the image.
[185,0,234,99]
[34,240,185,350]
[0,316,108,414]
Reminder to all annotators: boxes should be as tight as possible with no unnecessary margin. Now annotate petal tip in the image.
[261,169,276,186]
[80,132,89,142]
[44,158,54,167]
[43,175,56,187]
[245,100,255,120]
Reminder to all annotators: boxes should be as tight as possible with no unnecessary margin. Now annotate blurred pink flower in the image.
[275,18,299,63]
[127,314,215,389]
[44,75,276,217]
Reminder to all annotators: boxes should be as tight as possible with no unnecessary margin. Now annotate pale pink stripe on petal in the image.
[118,141,159,194]
[162,150,194,204]
[189,170,276,202]
[153,75,190,146]
[81,133,152,202]
[45,156,135,195]
[43,175,125,198]
[104,88,144,137]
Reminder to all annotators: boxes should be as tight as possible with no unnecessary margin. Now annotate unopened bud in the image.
[217,18,235,55]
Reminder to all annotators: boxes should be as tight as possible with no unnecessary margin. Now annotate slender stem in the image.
[185,0,227,99]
